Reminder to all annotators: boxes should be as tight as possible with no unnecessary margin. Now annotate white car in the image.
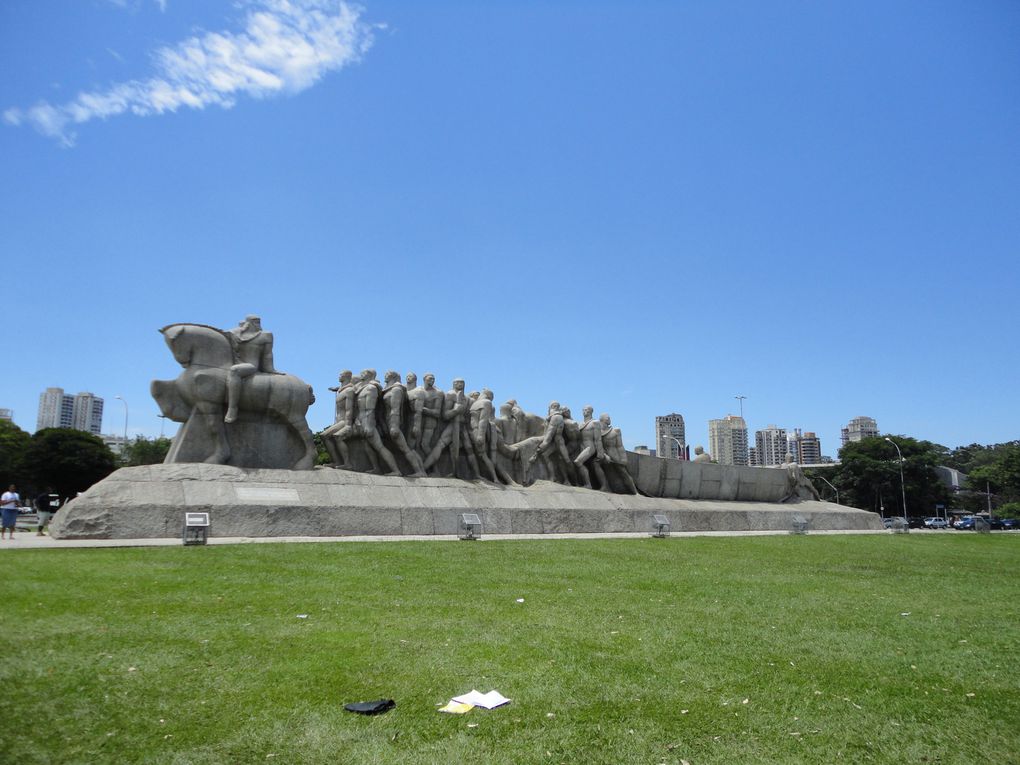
[924,517,950,529]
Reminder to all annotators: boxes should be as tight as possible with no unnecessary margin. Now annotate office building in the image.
[655,413,686,460]
[840,416,880,447]
[36,388,104,435]
[754,424,788,467]
[708,415,748,466]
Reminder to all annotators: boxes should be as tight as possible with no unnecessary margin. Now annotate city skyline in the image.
[2,2,1017,454]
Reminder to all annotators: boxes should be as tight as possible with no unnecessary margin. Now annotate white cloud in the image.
[4,1,374,146]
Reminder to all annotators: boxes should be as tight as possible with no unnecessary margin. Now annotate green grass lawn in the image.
[1,534,1018,764]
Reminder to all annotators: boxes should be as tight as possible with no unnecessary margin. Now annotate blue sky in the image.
[2,0,1018,456]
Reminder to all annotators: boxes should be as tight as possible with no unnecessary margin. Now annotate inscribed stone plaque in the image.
[235,487,301,502]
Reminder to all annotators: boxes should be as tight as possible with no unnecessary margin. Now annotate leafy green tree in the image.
[0,419,31,487]
[312,431,332,466]
[823,436,951,516]
[120,436,173,467]
[20,429,116,499]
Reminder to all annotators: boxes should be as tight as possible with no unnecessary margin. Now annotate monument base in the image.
[50,464,883,540]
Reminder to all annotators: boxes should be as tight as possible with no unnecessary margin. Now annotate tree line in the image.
[0,420,171,501]
[805,437,1020,518]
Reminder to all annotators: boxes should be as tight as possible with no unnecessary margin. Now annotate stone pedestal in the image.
[50,464,884,540]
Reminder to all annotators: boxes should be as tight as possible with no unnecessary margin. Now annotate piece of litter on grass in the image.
[900,612,910,617]
[439,701,474,714]
[680,709,688,714]
[296,614,308,619]
[516,598,525,603]
[742,698,749,704]
[128,667,137,672]
[546,712,555,718]
[452,689,511,709]
[467,723,479,728]
[344,699,396,715]
[966,693,976,698]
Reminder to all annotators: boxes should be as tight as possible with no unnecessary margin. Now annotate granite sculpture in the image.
[151,318,316,470]
[780,455,822,502]
[150,319,819,503]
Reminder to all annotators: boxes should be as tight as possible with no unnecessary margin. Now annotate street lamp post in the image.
[115,396,129,458]
[734,395,747,420]
[816,474,839,505]
[662,435,685,460]
[157,413,168,438]
[885,437,908,525]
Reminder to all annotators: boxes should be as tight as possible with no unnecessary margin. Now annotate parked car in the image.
[1001,518,1019,531]
[954,516,1003,530]
[924,518,950,529]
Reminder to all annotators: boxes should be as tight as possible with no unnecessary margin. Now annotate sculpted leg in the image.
[366,432,400,476]
[573,447,596,489]
[224,364,255,424]
[423,427,453,474]
[389,426,426,477]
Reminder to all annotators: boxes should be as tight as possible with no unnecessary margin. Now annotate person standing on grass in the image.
[1,484,21,540]
[34,487,60,536]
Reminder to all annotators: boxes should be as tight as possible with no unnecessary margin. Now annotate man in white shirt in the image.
[1,484,21,540]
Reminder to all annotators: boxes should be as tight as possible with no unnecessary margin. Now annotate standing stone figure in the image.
[382,371,426,476]
[485,391,518,485]
[560,406,585,485]
[423,378,479,479]
[527,401,573,484]
[692,445,712,463]
[419,374,445,456]
[469,388,500,482]
[599,413,638,494]
[355,369,401,476]
[224,315,283,423]
[322,369,357,466]
[575,405,608,491]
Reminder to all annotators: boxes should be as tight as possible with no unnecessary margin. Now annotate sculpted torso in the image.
[383,382,407,428]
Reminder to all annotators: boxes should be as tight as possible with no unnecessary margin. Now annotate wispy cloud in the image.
[4,0,374,146]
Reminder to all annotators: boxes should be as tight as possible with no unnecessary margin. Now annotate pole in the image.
[664,435,684,460]
[816,474,839,505]
[885,437,908,525]
[115,396,129,458]
[734,395,747,420]
[158,414,167,438]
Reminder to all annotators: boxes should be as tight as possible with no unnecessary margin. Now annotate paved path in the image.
[1,528,894,550]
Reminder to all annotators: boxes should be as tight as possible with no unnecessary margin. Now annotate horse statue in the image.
[151,323,317,470]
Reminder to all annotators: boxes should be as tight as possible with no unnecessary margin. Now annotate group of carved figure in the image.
[320,369,638,493]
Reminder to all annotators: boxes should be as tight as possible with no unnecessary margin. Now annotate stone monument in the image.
[50,317,882,539]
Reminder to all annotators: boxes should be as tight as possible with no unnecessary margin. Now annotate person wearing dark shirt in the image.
[34,489,60,536]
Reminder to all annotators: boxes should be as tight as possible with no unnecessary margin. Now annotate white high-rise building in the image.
[708,415,748,466]
[754,424,788,466]
[841,416,880,447]
[0,408,12,422]
[655,413,686,460]
[36,388,103,434]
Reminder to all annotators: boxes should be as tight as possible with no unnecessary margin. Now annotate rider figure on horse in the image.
[224,315,283,423]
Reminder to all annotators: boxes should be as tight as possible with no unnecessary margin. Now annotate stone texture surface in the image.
[50,464,883,540]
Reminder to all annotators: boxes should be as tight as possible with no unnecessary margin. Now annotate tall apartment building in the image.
[655,413,686,460]
[748,446,760,466]
[754,424,788,466]
[0,408,12,422]
[789,428,822,465]
[36,388,104,435]
[840,416,880,447]
[708,415,748,466]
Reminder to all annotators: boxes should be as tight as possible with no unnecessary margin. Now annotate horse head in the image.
[160,323,234,370]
